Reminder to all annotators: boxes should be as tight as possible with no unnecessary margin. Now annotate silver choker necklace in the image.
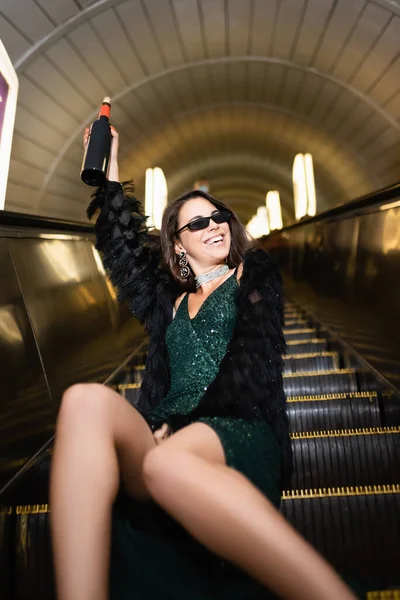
[195,264,229,289]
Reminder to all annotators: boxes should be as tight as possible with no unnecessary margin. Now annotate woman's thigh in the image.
[150,422,227,466]
[58,383,156,501]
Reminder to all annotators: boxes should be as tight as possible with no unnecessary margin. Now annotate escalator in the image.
[1,185,399,599]
[1,299,399,599]
[115,300,400,597]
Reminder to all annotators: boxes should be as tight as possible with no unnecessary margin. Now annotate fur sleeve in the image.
[87,180,163,326]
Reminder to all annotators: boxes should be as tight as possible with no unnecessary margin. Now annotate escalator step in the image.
[290,427,399,489]
[366,591,400,599]
[112,383,141,407]
[15,509,32,600]
[381,392,400,427]
[15,505,55,600]
[0,507,13,600]
[287,392,381,431]
[284,352,339,373]
[284,328,318,341]
[281,485,400,588]
[283,320,309,330]
[283,369,358,396]
[286,339,328,354]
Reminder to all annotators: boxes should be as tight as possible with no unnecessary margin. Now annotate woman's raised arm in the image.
[87,180,163,325]
[84,127,168,326]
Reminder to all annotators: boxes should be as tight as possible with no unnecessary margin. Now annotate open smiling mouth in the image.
[205,235,224,245]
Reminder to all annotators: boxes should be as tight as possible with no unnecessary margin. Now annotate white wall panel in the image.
[91,9,145,83]
[226,0,252,57]
[142,0,185,67]
[8,158,44,188]
[67,23,126,92]
[247,62,266,102]
[201,0,227,58]
[0,15,31,62]
[13,105,67,151]
[383,90,400,119]
[116,0,164,73]
[11,132,55,170]
[369,57,400,106]
[117,92,152,133]
[5,181,40,211]
[46,39,106,103]
[272,0,307,60]
[35,0,80,25]
[25,56,92,120]
[352,16,400,92]
[1,0,54,43]
[332,3,391,82]
[293,0,336,65]
[312,0,365,71]
[250,0,278,56]
[172,0,205,62]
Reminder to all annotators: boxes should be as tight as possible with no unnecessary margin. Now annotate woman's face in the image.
[174,198,231,266]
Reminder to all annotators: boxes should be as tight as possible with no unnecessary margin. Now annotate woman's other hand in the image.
[153,423,171,445]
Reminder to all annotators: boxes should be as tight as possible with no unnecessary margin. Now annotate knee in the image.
[57,383,108,423]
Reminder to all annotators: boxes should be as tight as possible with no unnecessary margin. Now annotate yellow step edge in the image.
[123,354,341,376]
[284,328,317,334]
[367,592,400,600]
[282,483,400,500]
[286,339,326,345]
[7,484,399,515]
[0,506,13,515]
[112,383,141,390]
[287,392,377,402]
[290,426,399,439]
[284,352,337,359]
[283,368,356,377]
[16,504,49,514]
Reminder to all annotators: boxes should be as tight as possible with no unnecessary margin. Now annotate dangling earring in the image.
[178,251,190,278]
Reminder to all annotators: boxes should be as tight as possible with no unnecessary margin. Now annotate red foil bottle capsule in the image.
[81,96,111,187]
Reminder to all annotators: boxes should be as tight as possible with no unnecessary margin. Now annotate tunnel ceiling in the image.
[3,0,400,225]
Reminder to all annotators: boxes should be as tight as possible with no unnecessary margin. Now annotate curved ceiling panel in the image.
[3,0,400,225]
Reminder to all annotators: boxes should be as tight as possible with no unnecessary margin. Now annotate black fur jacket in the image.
[88,181,292,486]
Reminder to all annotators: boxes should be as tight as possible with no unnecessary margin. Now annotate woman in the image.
[50,127,356,600]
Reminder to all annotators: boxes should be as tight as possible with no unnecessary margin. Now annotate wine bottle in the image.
[81,96,111,186]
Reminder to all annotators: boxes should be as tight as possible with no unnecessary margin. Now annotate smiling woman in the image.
[161,188,248,292]
[49,125,357,600]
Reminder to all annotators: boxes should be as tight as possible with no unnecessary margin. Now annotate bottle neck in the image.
[99,103,111,119]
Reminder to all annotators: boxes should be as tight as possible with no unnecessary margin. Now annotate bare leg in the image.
[144,423,357,600]
[50,383,156,600]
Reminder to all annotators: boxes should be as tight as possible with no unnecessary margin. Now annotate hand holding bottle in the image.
[81,96,120,186]
[84,124,119,183]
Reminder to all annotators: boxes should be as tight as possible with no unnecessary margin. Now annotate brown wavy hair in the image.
[160,190,250,291]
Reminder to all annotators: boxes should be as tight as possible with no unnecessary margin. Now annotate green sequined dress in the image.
[110,273,281,599]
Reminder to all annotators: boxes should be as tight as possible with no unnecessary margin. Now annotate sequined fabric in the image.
[110,273,281,599]
[148,272,282,503]
[149,272,237,423]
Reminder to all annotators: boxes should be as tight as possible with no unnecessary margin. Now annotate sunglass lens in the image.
[188,217,209,231]
[213,211,231,224]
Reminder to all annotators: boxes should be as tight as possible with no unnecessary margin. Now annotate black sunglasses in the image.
[175,211,231,235]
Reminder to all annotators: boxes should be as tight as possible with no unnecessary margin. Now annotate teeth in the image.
[206,235,223,245]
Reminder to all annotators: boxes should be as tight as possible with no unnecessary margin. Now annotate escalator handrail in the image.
[273,180,400,233]
[0,208,94,234]
[2,179,400,235]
